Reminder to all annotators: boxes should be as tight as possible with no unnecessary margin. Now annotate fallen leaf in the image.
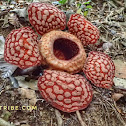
[29,98,37,106]
[18,88,37,106]
[112,93,124,101]
[18,88,36,99]
[0,35,5,56]
[76,8,82,14]
[0,59,17,78]
[21,124,30,126]
[15,76,38,90]
[113,60,126,78]
[113,77,126,90]
[1,111,11,121]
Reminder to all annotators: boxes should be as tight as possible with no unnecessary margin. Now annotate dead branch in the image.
[112,0,124,6]
[55,109,63,126]
[0,11,8,17]
[76,110,87,126]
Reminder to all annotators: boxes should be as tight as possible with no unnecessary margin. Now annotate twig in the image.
[98,98,110,126]
[125,0,126,8]
[55,109,63,126]
[76,110,87,126]
[108,1,117,8]
[50,117,53,126]
[104,99,126,126]
[98,93,126,126]
[105,10,113,23]
[0,11,8,17]
[112,0,124,6]
[0,118,15,126]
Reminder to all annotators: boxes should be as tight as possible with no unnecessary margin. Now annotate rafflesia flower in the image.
[3,2,116,114]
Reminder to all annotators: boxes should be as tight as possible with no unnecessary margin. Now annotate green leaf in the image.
[59,0,67,4]
[84,11,88,16]
[8,0,12,3]
[77,3,81,7]
[76,8,82,14]
[84,1,90,5]
[86,5,92,9]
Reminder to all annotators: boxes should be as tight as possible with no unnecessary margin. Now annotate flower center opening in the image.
[53,38,79,60]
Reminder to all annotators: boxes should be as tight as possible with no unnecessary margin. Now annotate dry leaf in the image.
[113,60,126,79]
[112,93,124,101]
[29,98,37,106]
[113,77,126,90]
[18,88,36,99]
[18,88,37,106]
[0,35,5,56]
[15,76,38,90]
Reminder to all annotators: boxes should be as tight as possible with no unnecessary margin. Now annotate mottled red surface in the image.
[83,51,115,89]
[28,2,66,35]
[38,70,93,113]
[67,14,99,46]
[4,27,41,69]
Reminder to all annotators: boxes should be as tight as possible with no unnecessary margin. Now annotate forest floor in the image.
[0,0,126,126]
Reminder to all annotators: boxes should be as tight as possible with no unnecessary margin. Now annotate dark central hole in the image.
[53,38,79,60]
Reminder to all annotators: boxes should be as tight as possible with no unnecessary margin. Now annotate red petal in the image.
[4,27,41,69]
[38,70,93,113]
[28,2,66,35]
[83,51,115,89]
[67,14,100,46]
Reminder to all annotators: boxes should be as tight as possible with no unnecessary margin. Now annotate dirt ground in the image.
[0,0,126,126]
